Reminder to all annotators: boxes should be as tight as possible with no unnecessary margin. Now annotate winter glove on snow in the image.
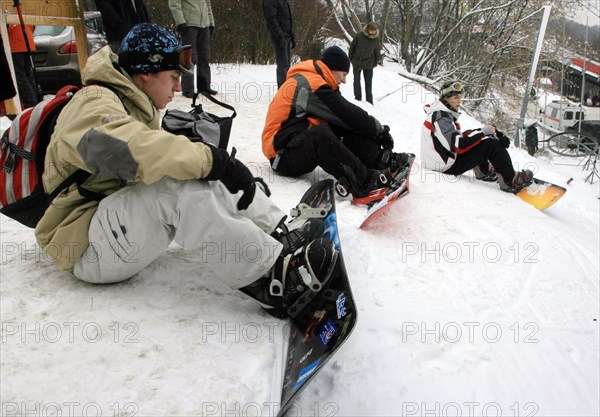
[496,130,511,149]
[205,147,256,210]
[177,24,187,37]
[376,125,394,150]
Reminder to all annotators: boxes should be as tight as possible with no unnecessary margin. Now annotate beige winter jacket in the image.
[35,46,214,271]
[168,0,215,28]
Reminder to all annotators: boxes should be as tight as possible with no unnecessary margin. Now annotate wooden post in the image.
[1,0,89,81]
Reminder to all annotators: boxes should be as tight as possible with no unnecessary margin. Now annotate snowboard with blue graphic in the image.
[277,179,357,416]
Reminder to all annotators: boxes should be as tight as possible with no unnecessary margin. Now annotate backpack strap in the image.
[1,129,36,174]
[192,92,237,120]
[47,83,127,203]
[48,169,105,202]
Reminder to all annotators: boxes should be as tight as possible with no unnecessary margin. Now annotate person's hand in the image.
[376,125,394,150]
[177,23,187,37]
[209,26,215,35]
[482,124,496,136]
[205,147,256,210]
[290,35,296,49]
[495,130,511,148]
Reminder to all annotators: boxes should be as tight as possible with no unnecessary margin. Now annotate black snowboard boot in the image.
[240,237,338,318]
[336,165,388,199]
[499,169,534,193]
[473,163,497,182]
[378,150,411,176]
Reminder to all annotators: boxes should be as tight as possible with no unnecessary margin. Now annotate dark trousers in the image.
[272,36,291,88]
[1,40,16,101]
[181,27,212,94]
[271,124,381,186]
[12,53,38,108]
[444,139,515,182]
[109,41,121,53]
[353,67,374,104]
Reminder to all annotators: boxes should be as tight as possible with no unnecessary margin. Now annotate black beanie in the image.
[321,46,351,72]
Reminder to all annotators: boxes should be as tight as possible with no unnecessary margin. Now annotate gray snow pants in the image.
[74,178,284,288]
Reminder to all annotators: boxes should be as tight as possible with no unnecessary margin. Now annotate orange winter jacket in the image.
[261,59,381,160]
[8,24,36,53]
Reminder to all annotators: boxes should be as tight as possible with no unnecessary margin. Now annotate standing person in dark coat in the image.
[95,0,151,52]
[348,22,381,105]
[263,0,295,88]
[525,123,538,156]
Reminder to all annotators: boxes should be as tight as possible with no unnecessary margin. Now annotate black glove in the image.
[376,125,394,150]
[205,147,256,210]
[290,35,296,50]
[496,130,511,149]
[177,23,187,37]
[209,25,215,35]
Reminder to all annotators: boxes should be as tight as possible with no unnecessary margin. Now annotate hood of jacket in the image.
[286,59,340,91]
[363,26,380,39]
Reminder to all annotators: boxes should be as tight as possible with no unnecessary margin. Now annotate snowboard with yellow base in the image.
[514,178,566,210]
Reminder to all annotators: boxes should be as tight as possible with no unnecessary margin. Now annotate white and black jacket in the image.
[420,100,487,172]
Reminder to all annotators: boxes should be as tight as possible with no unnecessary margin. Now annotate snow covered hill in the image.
[1,63,599,417]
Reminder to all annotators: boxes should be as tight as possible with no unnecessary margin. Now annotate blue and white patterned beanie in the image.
[119,23,192,75]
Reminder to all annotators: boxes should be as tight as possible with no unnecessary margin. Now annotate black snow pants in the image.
[270,124,381,186]
[444,138,516,182]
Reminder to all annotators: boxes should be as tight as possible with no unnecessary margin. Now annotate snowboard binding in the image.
[241,237,338,319]
[271,237,339,318]
[335,169,389,200]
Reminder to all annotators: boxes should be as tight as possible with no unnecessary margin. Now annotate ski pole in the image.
[13,0,42,103]
[376,83,410,102]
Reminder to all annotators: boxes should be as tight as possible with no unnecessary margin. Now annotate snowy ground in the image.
[1,63,599,417]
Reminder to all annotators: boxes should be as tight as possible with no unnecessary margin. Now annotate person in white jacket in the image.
[420,81,533,192]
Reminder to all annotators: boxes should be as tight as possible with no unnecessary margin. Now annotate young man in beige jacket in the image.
[36,23,331,318]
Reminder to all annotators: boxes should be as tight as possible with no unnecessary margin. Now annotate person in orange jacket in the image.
[7,24,38,108]
[262,46,408,198]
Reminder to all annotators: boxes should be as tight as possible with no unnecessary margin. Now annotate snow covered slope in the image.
[1,63,598,417]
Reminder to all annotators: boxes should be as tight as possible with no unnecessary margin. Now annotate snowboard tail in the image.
[359,154,416,228]
[278,179,357,416]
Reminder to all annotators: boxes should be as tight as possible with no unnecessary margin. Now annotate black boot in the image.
[240,237,338,318]
[378,150,411,175]
[337,165,388,199]
[499,169,534,193]
[473,163,497,182]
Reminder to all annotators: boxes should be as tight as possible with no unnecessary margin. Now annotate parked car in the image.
[566,120,600,141]
[33,11,107,94]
